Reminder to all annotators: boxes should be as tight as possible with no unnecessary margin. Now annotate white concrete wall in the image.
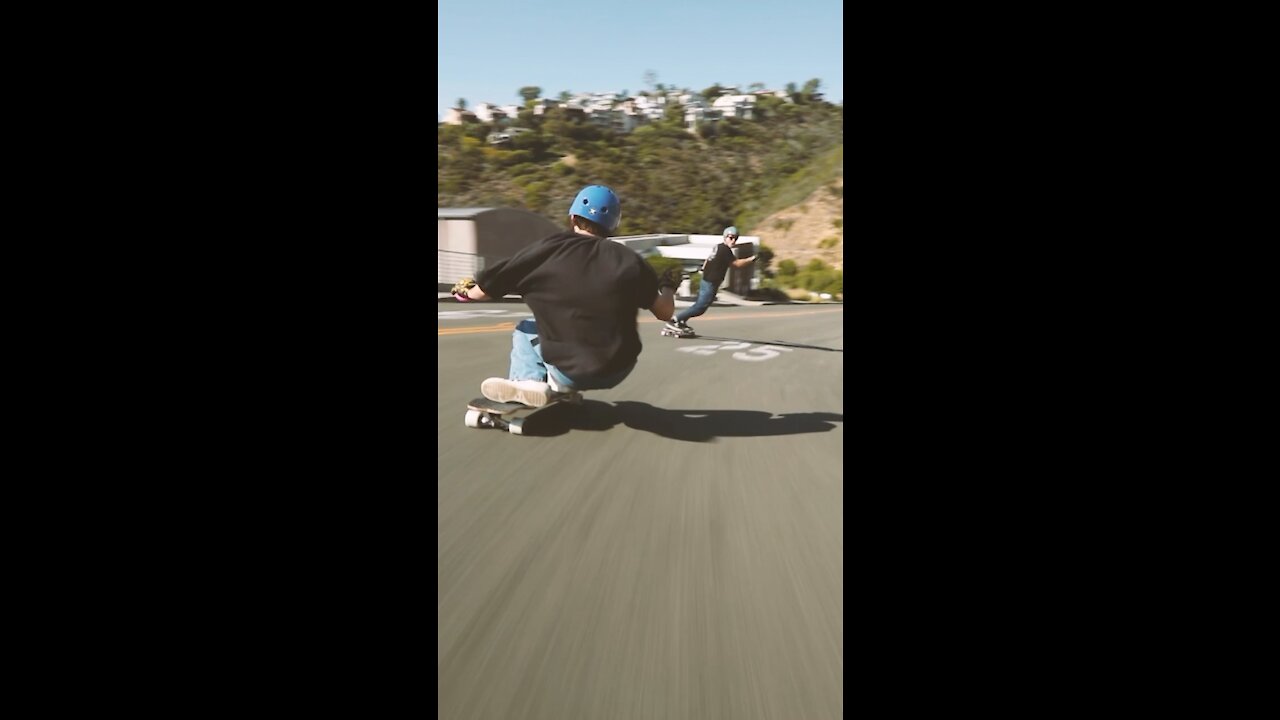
[438,219,477,253]
[438,220,480,284]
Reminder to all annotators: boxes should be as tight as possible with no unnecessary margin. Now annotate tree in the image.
[663,99,684,125]
[518,86,541,102]
[701,83,727,102]
[456,98,467,110]
[558,90,571,103]
[514,109,538,128]
[643,69,657,91]
[511,131,550,159]
[801,78,822,103]
[755,93,785,119]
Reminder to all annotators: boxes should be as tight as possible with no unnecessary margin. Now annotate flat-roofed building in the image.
[438,208,561,290]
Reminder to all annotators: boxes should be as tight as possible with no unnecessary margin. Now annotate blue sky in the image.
[438,0,843,121]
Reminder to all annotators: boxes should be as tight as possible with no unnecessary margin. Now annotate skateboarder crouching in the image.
[453,184,681,407]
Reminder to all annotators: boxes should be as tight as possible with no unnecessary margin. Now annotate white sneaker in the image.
[481,378,551,407]
[547,376,573,393]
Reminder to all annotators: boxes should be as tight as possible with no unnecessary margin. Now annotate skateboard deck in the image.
[465,392,582,434]
[660,328,698,338]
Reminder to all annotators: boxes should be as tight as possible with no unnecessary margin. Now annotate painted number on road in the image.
[675,342,794,362]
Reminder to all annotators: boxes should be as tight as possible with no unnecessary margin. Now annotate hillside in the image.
[438,96,842,293]
[439,98,842,239]
[747,175,843,271]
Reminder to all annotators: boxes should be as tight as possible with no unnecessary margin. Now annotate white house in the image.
[471,102,513,124]
[712,94,757,119]
[441,108,477,125]
[485,127,533,145]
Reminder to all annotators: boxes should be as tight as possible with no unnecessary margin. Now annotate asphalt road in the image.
[438,303,844,720]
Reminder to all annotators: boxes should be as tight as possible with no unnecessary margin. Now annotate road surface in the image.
[438,303,844,719]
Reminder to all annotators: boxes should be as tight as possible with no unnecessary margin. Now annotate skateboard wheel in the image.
[508,418,525,435]
[464,409,482,428]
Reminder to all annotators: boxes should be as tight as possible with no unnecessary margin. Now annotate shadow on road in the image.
[521,400,844,441]
[692,335,843,352]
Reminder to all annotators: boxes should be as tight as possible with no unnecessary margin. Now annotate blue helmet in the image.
[569,185,620,232]
[723,226,739,237]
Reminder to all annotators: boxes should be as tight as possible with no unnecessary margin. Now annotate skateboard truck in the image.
[660,327,697,338]
[464,392,583,435]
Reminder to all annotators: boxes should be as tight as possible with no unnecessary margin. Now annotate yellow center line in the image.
[438,307,841,336]
[438,322,517,336]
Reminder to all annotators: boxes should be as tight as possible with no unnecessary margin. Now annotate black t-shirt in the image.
[701,243,737,286]
[475,231,660,378]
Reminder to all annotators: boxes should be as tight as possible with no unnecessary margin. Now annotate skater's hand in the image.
[451,277,477,302]
[658,267,682,292]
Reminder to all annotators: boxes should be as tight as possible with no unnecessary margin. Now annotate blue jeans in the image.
[675,281,719,324]
[508,318,635,391]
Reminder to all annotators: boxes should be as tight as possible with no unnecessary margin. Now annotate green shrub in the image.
[746,287,790,301]
[645,256,683,277]
[644,255,692,294]
[523,181,549,211]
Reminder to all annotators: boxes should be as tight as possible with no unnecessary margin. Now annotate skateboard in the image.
[464,392,583,435]
[660,328,698,338]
